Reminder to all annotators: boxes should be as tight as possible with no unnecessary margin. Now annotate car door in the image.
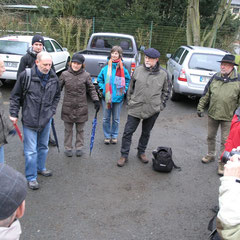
[167,47,185,79]
[44,39,66,73]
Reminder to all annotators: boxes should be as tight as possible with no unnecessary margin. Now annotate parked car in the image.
[0,35,70,81]
[78,32,142,83]
[166,45,228,101]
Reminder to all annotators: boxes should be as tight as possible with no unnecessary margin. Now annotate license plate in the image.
[199,76,208,83]
[4,61,18,68]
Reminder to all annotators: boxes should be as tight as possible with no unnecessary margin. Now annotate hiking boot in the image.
[111,138,117,144]
[28,180,39,190]
[137,153,149,164]
[201,154,215,163]
[37,169,52,177]
[64,150,73,157]
[76,149,83,157]
[104,139,110,145]
[117,157,127,167]
[218,161,225,176]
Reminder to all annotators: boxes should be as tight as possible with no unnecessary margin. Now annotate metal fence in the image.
[0,14,238,64]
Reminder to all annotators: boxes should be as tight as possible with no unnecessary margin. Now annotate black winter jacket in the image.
[10,66,61,131]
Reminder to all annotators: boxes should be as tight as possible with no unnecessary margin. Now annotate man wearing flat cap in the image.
[0,163,27,240]
[197,54,240,175]
[117,48,170,167]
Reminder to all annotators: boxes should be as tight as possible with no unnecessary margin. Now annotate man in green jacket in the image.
[117,48,170,167]
[197,54,240,175]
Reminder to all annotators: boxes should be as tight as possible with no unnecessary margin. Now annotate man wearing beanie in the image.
[17,34,45,78]
[117,48,170,167]
[10,52,60,190]
[0,163,27,240]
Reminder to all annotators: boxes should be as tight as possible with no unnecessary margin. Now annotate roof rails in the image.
[185,45,193,49]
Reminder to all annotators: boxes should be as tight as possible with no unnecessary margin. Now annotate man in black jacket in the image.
[17,34,45,78]
[17,34,57,146]
[9,52,61,190]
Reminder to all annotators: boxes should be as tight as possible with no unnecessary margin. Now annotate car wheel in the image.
[170,85,181,101]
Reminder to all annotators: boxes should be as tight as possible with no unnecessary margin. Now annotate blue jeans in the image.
[102,100,123,139]
[0,146,4,163]
[23,119,51,182]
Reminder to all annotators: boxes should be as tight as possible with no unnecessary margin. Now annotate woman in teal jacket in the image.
[98,46,130,144]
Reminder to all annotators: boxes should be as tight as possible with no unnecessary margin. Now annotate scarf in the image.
[36,66,50,87]
[105,59,125,109]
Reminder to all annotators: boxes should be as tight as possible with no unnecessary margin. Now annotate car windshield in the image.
[0,40,29,55]
[189,53,223,72]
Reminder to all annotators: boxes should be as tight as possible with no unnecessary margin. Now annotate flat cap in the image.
[143,48,160,58]
[0,163,27,220]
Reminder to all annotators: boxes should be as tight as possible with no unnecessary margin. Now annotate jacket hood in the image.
[215,68,239,82]
[143,61,160,73]
[27,47,37,58]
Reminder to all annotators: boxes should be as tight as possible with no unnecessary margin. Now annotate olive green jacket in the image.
[197,69,240,121]
[127,63,170,119]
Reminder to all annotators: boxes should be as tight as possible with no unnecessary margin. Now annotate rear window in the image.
[90,37,133,51]
[189,53,223,72]
[0,40,29,55]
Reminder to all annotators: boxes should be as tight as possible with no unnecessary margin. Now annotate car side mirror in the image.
[166,53,172,59]
[139,46,145,51]
[62,47,68,51]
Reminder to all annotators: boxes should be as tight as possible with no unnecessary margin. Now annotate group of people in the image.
[0,34,169,191]
[0,33,240,239]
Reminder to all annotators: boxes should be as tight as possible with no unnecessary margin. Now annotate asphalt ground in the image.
[2,81,221,240]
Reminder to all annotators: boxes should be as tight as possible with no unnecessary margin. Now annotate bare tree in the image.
[186,0,232,47]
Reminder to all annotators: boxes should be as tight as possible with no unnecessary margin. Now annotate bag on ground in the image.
[152,146,181,172]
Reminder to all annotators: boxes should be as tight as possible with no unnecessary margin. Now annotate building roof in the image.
[2,5,50,10]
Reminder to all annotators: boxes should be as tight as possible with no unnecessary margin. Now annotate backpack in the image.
[152,146,181,172]
[20,68,31,106]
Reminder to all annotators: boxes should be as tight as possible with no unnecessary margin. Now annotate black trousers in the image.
[120,112,159,158]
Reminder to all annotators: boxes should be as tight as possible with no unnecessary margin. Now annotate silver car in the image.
[0,35,70,81]
[166,46,228,101]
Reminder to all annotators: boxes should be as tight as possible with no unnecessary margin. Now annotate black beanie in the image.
[32,35,44,46]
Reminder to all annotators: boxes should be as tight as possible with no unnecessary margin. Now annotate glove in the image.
[197,110,204,117]
[93,101,100,113]
[9,129,17,136]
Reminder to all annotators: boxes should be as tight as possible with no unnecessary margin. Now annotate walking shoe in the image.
[28,180,39,190]
[104,139,111,145]
[76,149,83,157]
[201,154,215,163]
[218,161,225,176]
[137,153,149,164]
[117,157,128,167]
[64,150,73,157]
[37,169,52,177]
[111,138,117,144]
